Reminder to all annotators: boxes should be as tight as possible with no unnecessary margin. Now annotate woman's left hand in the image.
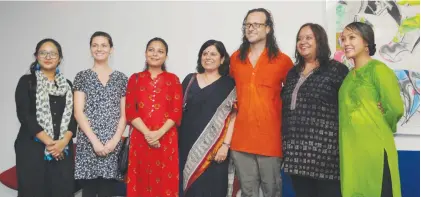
[104,138,119,154]
[53,152,65,161]
[378,102,385,114]
[47,139,67,158]
[214,144,229,163]
[145,130,165,144]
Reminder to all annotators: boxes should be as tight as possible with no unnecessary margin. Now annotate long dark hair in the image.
[344,22,376,56]
[196,40,230,76]
[144,37,168,71]
[29,38,63,74]
[295,23,331,71]
[238,8,280,62]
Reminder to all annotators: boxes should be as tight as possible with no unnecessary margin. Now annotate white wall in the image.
[0,1,417,196]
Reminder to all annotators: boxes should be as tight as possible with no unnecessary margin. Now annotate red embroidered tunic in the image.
[125,71,182,197]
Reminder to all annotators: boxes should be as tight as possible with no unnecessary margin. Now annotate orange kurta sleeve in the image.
[280,54,294,116]
[281,55,294,86]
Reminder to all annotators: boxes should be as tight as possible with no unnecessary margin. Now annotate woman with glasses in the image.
[73,31,128,197]
[125,37,182,197]
[14,38,77,197]
[179,40,237,197]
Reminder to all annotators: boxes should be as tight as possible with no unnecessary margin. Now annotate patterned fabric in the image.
[290,70,316,110]
[339,59,403,197]
[73,69,128,180]
[281,60,348,180]
[35,70,73,159]
[15,73,77,197]
[183,88,236,192]
[125,71,182,197]
[179,74,237,197]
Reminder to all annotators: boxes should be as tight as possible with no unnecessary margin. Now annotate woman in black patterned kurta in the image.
[73,31,128,197]
[281,24,348,197]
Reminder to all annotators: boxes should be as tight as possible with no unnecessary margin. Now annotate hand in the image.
[45,140,55,147]
[144,130,165,145]
[149,140,161,149]
[214,144,229,163]
[104,138,119,154]
[46,139,67,158]
[378,102,385,114]
[143,131,162,148]
[92,140,107,157]
[52,152,65,161]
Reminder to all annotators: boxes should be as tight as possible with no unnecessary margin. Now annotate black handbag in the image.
[118,127,132,174]
[118,73,139,175]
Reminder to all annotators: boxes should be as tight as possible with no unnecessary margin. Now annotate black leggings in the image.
[381,150,393,197]
[80,178,116,197]
[290,175,342,197]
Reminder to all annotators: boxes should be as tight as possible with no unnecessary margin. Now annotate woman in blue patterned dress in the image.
[73,31,128,197]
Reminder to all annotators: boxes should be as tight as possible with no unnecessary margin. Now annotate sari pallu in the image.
[182,88,237,196]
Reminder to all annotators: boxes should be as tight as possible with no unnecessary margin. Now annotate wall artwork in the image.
[334,0,420,135]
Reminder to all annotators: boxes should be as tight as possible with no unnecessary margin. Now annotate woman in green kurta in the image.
[338,22,404,197]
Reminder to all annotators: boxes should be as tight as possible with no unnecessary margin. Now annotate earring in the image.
[35,63,41,70]
[55,67,60,74]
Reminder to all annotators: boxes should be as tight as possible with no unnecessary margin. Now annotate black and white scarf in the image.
[35,70,73,143]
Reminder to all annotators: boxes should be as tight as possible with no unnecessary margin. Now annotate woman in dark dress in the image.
[14,38,77,197]
[281,23,348,197]
[179,40,237,197]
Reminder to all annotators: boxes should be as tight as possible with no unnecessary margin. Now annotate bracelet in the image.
[222,142,230,148]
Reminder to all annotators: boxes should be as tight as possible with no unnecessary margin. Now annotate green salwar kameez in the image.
[339,59,404,197]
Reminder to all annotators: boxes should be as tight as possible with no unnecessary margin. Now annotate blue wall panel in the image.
[282,150,420,197]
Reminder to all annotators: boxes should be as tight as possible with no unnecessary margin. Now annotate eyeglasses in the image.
[38,51,59,59]
[243,23,267,29]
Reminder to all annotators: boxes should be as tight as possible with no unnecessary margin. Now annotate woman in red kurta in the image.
[125,37,182,197]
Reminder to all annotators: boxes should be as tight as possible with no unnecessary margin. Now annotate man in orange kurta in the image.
[229,8,293,197]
